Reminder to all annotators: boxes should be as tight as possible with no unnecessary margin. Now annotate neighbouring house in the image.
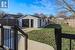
[56,17,64,20]
[1,14,50,28]
[55,17,65,24]
[65,17,75,28]
[3,14,22,19]
[0,14,22,26]
[18,15,50,28]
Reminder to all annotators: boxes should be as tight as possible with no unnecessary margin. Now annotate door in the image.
[22,19,29,27]
[40,20,41,27]
[31,19,33,27]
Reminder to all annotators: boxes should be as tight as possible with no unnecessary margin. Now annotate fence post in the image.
[70,39,72,50]
[55,27,62,50]
[13,26,18,50]
[1,25,4,49]
[25,35,28,50]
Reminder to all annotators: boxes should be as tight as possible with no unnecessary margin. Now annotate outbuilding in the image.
[18,15,49,28]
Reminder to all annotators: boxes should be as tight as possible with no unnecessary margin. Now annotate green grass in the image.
[62,23,75,34]
[28,27,56,48]
[28,23,75,49]
[61,23,75,50]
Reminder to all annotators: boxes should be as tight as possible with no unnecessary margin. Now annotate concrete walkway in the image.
[28,40,54,50]
[22,28,54,50]
[22,28,42,33]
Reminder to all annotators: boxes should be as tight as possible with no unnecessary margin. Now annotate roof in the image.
[3,14,23,19]
[3,14,48,19]
[19,15,48,19]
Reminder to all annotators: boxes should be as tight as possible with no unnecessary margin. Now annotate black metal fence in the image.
[0,24,28,50]
[55,27,75,50]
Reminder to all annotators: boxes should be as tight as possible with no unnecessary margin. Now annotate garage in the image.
[22,19,34,28]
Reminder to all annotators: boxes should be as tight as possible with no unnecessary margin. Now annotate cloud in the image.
[19,0,56,14]
[32,0,51,8]
[31,0,55,11]
[1,0,56,15]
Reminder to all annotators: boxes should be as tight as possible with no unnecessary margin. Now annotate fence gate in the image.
[0,24,28,50]
[4,26,17,50]
[0,25,18,50]
[55,27,75,50]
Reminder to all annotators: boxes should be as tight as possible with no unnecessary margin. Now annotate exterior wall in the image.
[0,19,18,26]
[66,19,75,28]
[37,18,49,28]
[45,18,49,26]
[40,19,48,27]
[19,16,39,28]
[33,19,38,28]
[40,19,44,27]
[18,18,22,27]
[43,19,46,26]
[56,18,65,24]
[18,16,50,28]
[57,18,64,20]
[22,16,38,19]
[22,16,49,27]
[37,19,41,27]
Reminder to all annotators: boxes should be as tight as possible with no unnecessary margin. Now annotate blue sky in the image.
[0,0,57,15]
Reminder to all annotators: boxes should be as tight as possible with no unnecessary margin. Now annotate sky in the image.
[0,0,57,15]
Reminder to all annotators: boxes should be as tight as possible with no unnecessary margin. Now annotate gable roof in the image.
[19,15,48,19]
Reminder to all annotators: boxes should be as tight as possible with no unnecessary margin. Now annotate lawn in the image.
[61,23,75,50]
[28,25,56,48]
[28,23,75,50]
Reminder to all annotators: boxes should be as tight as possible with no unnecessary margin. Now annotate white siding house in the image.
[18,15,50,28]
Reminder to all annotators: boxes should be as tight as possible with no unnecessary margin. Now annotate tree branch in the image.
[63,0,75,13]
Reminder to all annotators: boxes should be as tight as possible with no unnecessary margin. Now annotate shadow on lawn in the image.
[45,24,61,28]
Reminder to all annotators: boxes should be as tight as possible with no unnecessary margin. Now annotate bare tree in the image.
[56,0,75,15]
[34,13,46,18]
[0,10,6,18]
[56,11,67,18]
[49,15,54,19]
[15,13,23,18]
[17,13,23,16]
[34,13,39,16]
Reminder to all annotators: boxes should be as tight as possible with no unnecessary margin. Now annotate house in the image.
[65,17,75,28]
[1,14,50,28]
[3,14,22,19]
[55,16,66,24]
[0,14,22,26]
[18,15,50,28]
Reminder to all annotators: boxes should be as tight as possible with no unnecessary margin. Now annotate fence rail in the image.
[0,24,28,50]
[55,27,75,50]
